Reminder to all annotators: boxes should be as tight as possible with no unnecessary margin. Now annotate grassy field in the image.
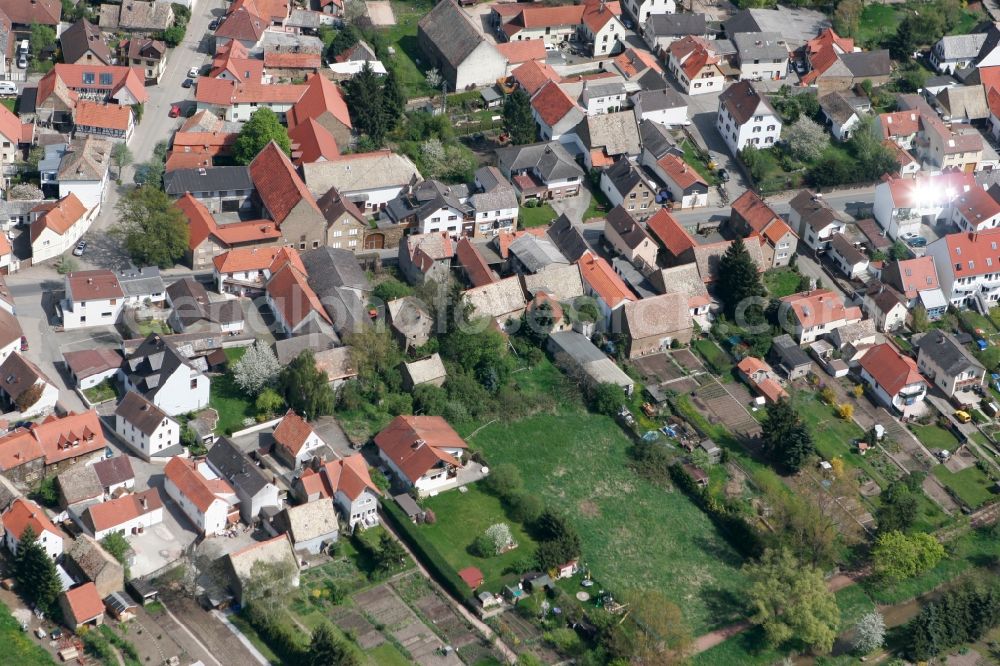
[366,643,412,666]
[763,267,803,298]
[462,405,749,634]
[0,601,54,666]
[932,464,996,508]
[419,485,538,590]
[518,203,558,228]
[794,392,888,487]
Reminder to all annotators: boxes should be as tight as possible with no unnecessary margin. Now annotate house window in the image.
[190,379,198,389]
[100,73,113,86]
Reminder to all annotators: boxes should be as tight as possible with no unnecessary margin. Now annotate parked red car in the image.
[169,104,181,118]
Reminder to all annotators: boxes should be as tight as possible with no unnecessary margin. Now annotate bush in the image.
[508,492,544,523]
[838,403,854,420]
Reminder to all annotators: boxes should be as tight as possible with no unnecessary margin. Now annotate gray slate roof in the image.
[839,51,891,78]
[417,0,488,70]
[496,141,584,182]
[773,334,811,368]
[638,119,680,160]
[118,266,165,298]
[644,13,707,39]
[632,87,686,112]
[207,437,274,497]
[163,166,252,196]
[301,246,371,295]
[936,33,988,60]
[547,214,591,262]
[732,32,788,63]
[914,329,985,377]
[508,234,568,273]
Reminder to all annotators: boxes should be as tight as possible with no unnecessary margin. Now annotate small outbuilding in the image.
[458,566,484,590]
[401,354,447,391]
[59,582,105,629]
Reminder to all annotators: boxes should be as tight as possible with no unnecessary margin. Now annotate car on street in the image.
[182,78,193,88]
[169,104,181,117]
[717,168,730,182]
[73,240,86,256]
[902,233,927,247]
[187,66,199,78]
[0,82,16,96]
[19,336,27,352]
[954,410,972,424]
[209,18,220,30]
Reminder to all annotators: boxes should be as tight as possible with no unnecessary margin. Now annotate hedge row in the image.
[380,498,472,603]
[668,463,765,559]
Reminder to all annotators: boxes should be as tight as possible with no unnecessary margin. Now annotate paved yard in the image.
[366,1,396,25]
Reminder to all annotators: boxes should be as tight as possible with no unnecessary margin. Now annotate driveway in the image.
[550,187,593,223]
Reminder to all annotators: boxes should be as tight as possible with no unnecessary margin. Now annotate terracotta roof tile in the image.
[374,415,467,483]
[272,409,316,457]
[30,193,87,244]
[32,410,107,466]
[531,80,579,127]
[496,40,546,65]
[656,154,706,190]
[646,208,694,257]
[63,583,104,623]
[512,59,561,96]
[86,488,162,532]
[859,343,925,396]
[781,289,861,329]
[577,250,635,308]
[286,73,351,130]
[74,100,131,131]
[2,498,63,541]
[249,141,322,224]
[164,456,232,513]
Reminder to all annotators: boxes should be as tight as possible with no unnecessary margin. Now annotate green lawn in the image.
[793,392,888,488]
[134,319,172,336]
[462,407,749,634]
[518,203,558,228]
[0,601,54,666]
[693,338,733,376]
[82,378,118,404]
[583,184,612,221]
[366,643,412,666]
[379,1,436,99]
[209,371,255,435]
[681,140,719,186]
[855,4,902,47]
[419,486,537,590]
[932,464,996,509]
[958,310,997,337]
[909,424,961,452]
[763,267,803,298]
[0,98,14,113]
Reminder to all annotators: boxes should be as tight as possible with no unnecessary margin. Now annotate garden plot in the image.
[672,348,705,372]
[329,607,384,650]
[690,381,762,439]
[365,1,395,24]
[353,584,462,666]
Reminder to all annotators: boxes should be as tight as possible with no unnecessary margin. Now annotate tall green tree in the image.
[744,548,840,654]
[343,63,402,144]
[29,24,55,64]
[309,622,361,666]
[503,89,537,145]
[761,398,814,473]
[233,108,291,165]
[833,0,862,36]
[277,351,335,419]
[872,530,944,582]
[111,187,189,267]
[111,143,133,180]
[875,481,918,533]
[13,526,62,616]
[717,236,765,319]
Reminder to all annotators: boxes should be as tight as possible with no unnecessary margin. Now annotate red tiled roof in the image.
[165,456,231,513]
[249,141,322,224]
[286,73,351,130]
[53,64,148,103]
[0,429,43,471]
[288,118,340,165]
[32,410,108,466]
[171,131,237,153]
[86,488,163,532]
[273,409,315,457]
[458,567,484,589]
[0,104,24,144]
[531,80,579,127]
[165,152,213,172]
[63,583,104,624]
[731,190,780,234]
[646,208,694,257]
[657,154,706,190]
[581,0,621,33]
[577,250,635,308]
[988,86,1000,120]
[882,139,918,169]
[511,4,584,29]
[806,27,854,57]
[178,194,280,251]
[210,41,264,82]
[938,227,1000,278]
[74,100,131,131]
[215,2,267,42]
[63,348,122,380]
[65,269,124,302]
[0,0,61,26]
[312,453,380,501]
[883,172,976,210]
[30,193,87,244]
[891,256,940,299]
[781,289,861,329]
[212,245,299,274]
[859,343,925,396]
[667,36,719,81]
[2,498,62,541]
[613,47,662,78]
[879,110,921,139]
[374,415,467,483]
[264,51,322,69]
[952,186,1000,224]
[266,262,332,328]
[456,237,497,288]
[496,40,546,65]
[761,219,795,246]
[512,59,561,96]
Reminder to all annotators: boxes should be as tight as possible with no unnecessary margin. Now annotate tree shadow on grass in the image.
[700,586,746,625]
[692,533,744,568]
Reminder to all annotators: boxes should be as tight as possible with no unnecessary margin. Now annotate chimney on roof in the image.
[140,495,147,510]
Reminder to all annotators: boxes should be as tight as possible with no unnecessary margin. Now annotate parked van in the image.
[0,82,16,96]
[18,40,28,55]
